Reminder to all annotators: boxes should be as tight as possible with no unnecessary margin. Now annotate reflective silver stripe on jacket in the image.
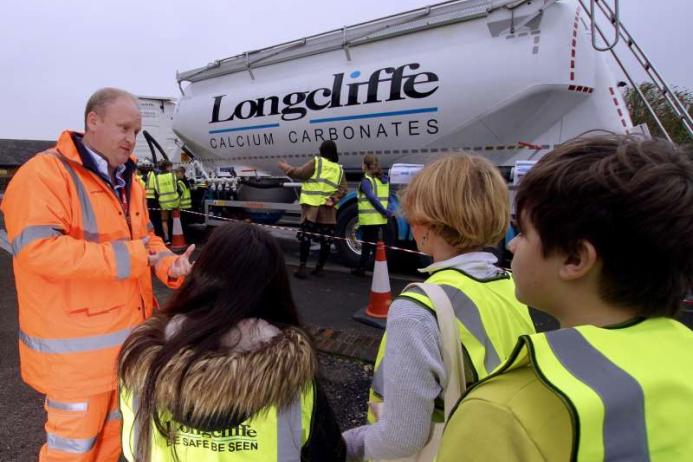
[132,393,141,456]
[147,222,154,231]
[19,327,132,354]
[55,155,100,242]
[300,190,333,196]
[107,409,122,421]
[46,398,88,412]
[112,240,131,279]
[47,433,97,454]
[315,156,322,180]
[545,328,650,461]
[305,178,340,189]
[407,284,501,373]
[305,157,341,190]
[10,225,64,256]
[276,395,303,462]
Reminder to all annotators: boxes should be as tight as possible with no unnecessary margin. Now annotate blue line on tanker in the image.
[309,107,438,124]
[209,123,280,135]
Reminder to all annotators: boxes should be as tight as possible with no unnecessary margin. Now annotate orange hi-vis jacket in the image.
[1,131,183,398]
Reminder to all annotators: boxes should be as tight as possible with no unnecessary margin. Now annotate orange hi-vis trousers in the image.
[39,390,121,462]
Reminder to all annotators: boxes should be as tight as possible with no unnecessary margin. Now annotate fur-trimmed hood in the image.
[120,316,317,430]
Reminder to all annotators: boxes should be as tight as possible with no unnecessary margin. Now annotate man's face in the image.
[508,214,562,312]
[86,97,142,168]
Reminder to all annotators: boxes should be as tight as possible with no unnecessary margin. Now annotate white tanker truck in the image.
[168,0,635,265]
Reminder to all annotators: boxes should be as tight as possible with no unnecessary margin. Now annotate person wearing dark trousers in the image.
[278,140,347,278]
[352,154,394,277]
[141,161,164,238]
[175,167,192,242]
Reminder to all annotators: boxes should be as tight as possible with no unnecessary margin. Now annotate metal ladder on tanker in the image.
[578,0,693,142]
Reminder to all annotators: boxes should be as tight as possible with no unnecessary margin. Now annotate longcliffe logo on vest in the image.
[165,422,260,453]
[210,63,440,123]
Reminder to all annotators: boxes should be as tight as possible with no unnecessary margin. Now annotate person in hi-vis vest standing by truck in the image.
[175,166,192,241]
[437,135,693,462]
[140,159,164,239]
[351,154,394,277]
[155,159,179,244]
[278,140,347,279]
[1,88,194,462]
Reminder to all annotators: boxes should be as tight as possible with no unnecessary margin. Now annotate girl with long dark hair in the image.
[118,222,346,461]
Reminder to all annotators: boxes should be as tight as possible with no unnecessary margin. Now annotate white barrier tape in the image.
[149,207,427,257]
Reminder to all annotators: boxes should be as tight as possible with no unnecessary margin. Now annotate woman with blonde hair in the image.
[351,153,394,277]
[343,155,536,461]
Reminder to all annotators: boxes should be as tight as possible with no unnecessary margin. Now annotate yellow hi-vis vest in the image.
[368,268,535,423]
[448,317,693,462]
[299,156,343,207]
[156,172,179,210]
[177,179,192,209]
[145,171,157,199]
[357,174,389,226]
[120,383,315,462]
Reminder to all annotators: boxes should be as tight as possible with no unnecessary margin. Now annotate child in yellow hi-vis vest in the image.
[118,223,346,461]
[437,135,693,462]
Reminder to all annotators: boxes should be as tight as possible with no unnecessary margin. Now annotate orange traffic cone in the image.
[365,241,392,319]
[170,209,187,252]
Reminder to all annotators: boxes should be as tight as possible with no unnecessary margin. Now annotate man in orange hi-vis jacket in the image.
[1,88,194,462]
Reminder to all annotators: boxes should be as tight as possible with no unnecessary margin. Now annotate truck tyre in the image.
[335,202,361,267]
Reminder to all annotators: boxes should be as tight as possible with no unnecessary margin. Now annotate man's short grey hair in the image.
[84,88,138,131]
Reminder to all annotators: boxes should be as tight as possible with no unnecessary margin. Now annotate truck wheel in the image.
[335,202,361,267]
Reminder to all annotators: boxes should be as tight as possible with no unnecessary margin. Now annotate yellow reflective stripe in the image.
[277,395,303,461]
[544,329,649,461]
[315,156,322,179]
[112,240,131,280]
[10,225,64,256]
[47,433,96,454]
[47,398,88,412]
[19,327,132,354]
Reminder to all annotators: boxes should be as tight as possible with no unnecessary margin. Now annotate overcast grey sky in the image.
[1,0,690,140]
